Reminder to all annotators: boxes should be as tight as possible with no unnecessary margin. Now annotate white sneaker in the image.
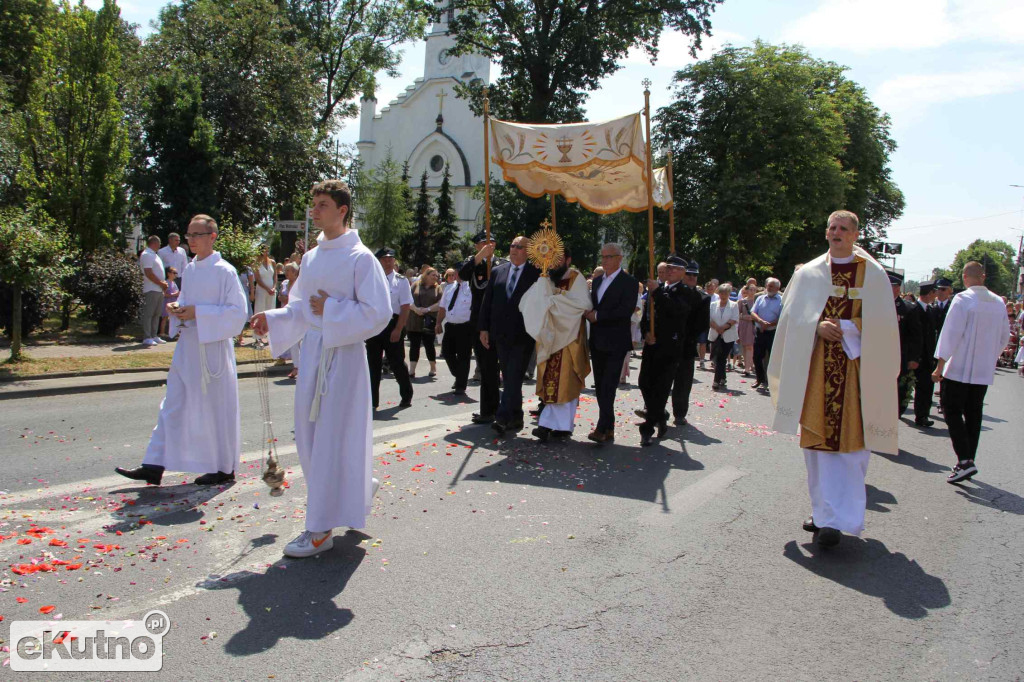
[372,477,380,498]
[142,338,158,347]
[283,530,333,558]
[154,337,167,344]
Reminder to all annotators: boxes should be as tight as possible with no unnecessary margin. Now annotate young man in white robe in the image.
[519,250,592,442]
[116,214,248,486]
[768,210,899,547]
[251,180,392,558]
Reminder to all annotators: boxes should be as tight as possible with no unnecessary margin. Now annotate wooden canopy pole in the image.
[550,193,557,231]
[642,80,656,328]
[666,150,675,254]
[483,87,492,278]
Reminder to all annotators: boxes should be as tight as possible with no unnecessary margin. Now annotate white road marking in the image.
[641,466,747,524]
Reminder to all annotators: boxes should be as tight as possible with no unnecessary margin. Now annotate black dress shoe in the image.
[115,466,163,486]
[634,408,647,419]
[451,388,466,395]
[656,420,669,438]
[639,427,654,447]
[195,471,234,485]
[507,419,524,433]
[673,416,687,427]
[802,516,819,533]
[551,430,572,440]
[398,399,413,408]
[815,527,842,547]
[915,418,935,428]
[532,426,551,442]
[491,420,507,435]
[471,413,494,424]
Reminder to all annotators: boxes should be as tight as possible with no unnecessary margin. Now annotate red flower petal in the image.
[49,539,68,547]
[16,597,29,603]
[39,605,55,614]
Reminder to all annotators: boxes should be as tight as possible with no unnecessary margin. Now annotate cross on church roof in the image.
[436,88,448,115]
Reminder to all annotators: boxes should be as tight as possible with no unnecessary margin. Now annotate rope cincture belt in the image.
[309,327,334,422]
[199,337,227,394]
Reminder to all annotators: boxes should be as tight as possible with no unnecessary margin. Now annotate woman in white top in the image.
[708,282,740,389]
[253,244,277,345]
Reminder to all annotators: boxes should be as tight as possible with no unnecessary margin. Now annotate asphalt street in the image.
[1,356,1022,680]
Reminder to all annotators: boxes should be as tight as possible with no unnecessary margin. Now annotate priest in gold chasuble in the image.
[520,249,592,442]
[768,210,900,548]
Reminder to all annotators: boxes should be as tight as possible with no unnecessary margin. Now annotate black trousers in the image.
[940,378,988,463]
[913,361,935,420]
[474,335,500,417]
[753,329,775,384]
[495,340,534,422]
[407,330,436,363]
[366,317,413,408]
[591,346,629,432]
[671,355,696,420]
[712,338,733,385]
[639,345,678,430]
[441,322,473,390]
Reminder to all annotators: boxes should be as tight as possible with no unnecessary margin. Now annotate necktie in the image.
[448,282,460,311]
[507,266,519,297]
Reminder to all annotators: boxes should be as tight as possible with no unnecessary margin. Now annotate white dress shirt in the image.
[596,267,621,304]
[935,285,1011,385]
[707,298,740,343]
[439,280,472,324]
[139,248,165,294]
[157,245,188,277]
[386,271,414,315]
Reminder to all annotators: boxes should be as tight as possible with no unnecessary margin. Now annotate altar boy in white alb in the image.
[116,215,249,487]
[251,180,392,558]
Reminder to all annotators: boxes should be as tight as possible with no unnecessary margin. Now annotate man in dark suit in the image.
[671,259,710,426]
[479,235,541,434]
[458,231,503,424]
[637,255,690,446]
[931,277,953,335]
[584,243,639,443]
[892,272,922,417]
[911,281,939,427]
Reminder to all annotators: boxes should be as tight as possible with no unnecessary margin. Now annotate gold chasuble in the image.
[799,258,866,452]
[537,272,591,405]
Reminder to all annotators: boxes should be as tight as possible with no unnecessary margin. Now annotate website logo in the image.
[10,609,169,672]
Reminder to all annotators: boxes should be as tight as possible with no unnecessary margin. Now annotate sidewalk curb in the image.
[0,365,292,401]
[1,358,272,383]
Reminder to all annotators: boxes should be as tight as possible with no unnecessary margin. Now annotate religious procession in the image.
[2,0,1023,677]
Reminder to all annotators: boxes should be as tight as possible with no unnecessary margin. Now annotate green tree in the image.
[358,152,412,249]
[433,163,460,266]
[655,42,904,283]
[19,0,131,255]
[147,0,324,226]
[283,0,429,133]
[214,218,262,272]
[0,206,68,360]
[0,0,55,110]
[935,239,1016,297]
[138,69,221,235]
[406,170,434,268]
[446,0,722,123]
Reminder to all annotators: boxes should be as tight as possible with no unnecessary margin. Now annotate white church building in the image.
[356,11,491,235]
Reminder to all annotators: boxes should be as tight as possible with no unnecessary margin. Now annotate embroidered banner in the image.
[490,113,666,214]
[652,166,673,210]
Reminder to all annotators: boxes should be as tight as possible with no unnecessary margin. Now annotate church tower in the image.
[355,2,491,239]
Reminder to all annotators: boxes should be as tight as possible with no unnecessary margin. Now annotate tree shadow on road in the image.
[200,530,368,655]
[782,538,950,619]
[950,480,1024,515]
[875,448,948,474]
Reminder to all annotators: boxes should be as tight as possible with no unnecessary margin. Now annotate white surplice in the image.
[143,252,248,474]
[265,229,391,531]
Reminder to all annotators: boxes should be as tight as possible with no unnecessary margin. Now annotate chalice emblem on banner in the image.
[556,135,574,163]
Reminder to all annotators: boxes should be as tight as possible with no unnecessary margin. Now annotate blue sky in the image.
[109,0,1024,280]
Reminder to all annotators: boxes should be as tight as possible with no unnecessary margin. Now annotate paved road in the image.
[2,358,1022,680]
